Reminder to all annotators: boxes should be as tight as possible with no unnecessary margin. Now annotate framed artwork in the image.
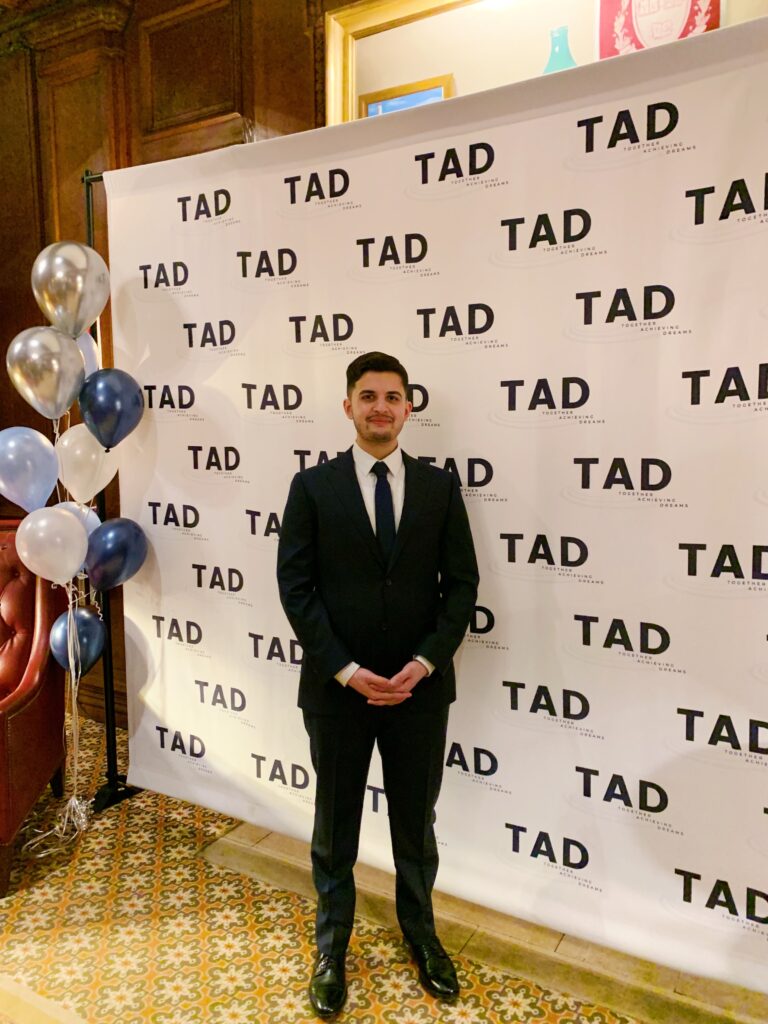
[599,0,720,59]
[358,74,455,118]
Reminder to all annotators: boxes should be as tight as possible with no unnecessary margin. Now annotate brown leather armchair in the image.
[0,518,67,896]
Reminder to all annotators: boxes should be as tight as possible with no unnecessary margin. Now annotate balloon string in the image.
[52,418,64,505]
[65,581,82,798]
[24,580,92,857]
[52,412,73,505]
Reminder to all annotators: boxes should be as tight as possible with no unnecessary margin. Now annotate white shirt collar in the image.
[352,442,403,477]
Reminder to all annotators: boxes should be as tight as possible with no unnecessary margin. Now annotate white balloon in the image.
[75,332,100,378]
[16,508,88,585]
[56,423,117,503]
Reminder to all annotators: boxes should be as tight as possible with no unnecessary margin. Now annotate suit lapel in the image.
[328,449,385,567]
[388,452,433,570]
[327,449,434,571]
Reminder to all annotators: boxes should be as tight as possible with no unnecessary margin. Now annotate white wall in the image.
[355,0,768,100]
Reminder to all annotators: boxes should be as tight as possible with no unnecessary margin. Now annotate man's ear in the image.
[404,401,413,421]
[343,397,353,419]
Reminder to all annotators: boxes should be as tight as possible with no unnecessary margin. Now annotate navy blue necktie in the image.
[372,461,396,561]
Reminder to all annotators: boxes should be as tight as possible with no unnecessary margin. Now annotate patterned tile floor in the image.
[0,718,640,1024]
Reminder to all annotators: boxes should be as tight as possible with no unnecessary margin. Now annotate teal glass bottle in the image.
[543,25,577,74]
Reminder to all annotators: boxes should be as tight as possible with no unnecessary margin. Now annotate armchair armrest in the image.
[0,577,66,717]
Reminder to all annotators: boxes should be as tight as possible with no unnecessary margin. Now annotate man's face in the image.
[344,370,411,448]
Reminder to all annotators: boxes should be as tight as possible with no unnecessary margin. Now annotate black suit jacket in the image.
[276,448,479,715]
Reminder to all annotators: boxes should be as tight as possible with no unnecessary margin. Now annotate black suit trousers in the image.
[303,703,450,955]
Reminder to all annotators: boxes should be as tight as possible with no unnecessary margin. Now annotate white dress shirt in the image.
[351,441,405,532]
[335,443,434,686]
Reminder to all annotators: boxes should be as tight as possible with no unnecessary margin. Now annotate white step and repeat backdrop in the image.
[106,19,768,993]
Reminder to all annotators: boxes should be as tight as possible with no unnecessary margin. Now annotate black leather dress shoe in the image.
[308,953,347,1018]
[408,938,460,999]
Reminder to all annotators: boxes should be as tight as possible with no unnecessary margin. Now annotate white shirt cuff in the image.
[414,655,435,677]
[335,662,360,686]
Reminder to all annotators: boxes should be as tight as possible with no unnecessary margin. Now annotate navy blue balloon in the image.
[85,517,148,591]
[50,606,105,675]
[79,368,144,451]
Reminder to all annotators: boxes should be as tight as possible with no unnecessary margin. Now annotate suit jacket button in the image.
[381,623,388,631]
[385,579,392,586]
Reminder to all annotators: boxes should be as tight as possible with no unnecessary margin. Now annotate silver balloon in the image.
[6,326,85,419]
[31,241,110,337]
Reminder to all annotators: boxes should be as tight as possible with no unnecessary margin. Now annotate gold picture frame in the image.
[358,73,455,118]
[325,0,477,124]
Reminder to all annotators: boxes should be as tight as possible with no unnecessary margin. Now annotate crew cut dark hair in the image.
[346,351,409,395]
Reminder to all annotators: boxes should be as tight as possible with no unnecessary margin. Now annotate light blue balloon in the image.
[54,501,101,536]
[75,333,100,379]
[0,427,58,513]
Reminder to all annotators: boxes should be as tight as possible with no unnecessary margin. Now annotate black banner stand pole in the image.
[82,167,139,814]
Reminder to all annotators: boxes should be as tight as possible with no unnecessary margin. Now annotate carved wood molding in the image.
[0,1,132,53]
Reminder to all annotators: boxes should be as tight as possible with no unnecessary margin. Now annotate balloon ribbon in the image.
[24,580,93,856]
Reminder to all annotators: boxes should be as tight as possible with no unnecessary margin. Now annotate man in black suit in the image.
[277,351,479,1018]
